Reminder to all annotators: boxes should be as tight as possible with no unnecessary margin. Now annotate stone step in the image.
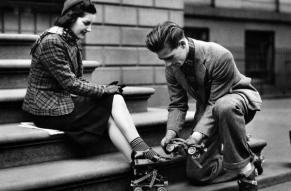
[0,59,100,89]
[0,109,194,169]
[0,34,37,59]
[0,143,273,191]
[0,148,186,191]
[0,34,37,42]
[0,86,155,124]
[168,160,291,191]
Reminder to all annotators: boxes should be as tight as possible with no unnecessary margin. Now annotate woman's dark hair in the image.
[55,0,96,28]
[145,21,185,53]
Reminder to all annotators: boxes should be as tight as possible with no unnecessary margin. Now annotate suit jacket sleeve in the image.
[40,37,105,97]
[166,67,189,134]
[194,52,237,137]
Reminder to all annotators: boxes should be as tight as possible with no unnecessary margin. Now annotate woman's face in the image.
[71,12,95,39]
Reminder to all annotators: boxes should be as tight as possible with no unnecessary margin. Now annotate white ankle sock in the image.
[240,163,253,176]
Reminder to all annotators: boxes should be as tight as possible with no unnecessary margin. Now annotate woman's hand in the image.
[104,81,126,95]
[104,85,121,95]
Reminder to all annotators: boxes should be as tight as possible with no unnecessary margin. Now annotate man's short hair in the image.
[145,21,185,53]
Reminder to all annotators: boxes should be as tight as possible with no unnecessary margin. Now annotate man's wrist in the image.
[166,130,177,138]
[190,131,205,144]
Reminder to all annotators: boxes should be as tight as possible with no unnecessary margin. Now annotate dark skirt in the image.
[27,95,114,149]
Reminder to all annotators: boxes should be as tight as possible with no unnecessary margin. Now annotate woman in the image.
[22,0,162,162]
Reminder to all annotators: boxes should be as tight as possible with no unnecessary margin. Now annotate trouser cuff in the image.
[223,156,251,172]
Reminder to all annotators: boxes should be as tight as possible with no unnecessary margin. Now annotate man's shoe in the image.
[237,168,258,191]
[253,155,264,175]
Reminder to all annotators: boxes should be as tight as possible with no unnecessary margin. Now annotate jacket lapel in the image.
[189,39,208,104]
[173,67,198,99]
[47,26,81,77]
[171,38,209,104]
[193,59,207,103]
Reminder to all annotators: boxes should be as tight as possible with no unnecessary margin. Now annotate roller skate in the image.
[130,150,169,191]
[165,138,207,158]
[165,138,207,168]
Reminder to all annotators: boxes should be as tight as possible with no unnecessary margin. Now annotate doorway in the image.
[245,30,275,84]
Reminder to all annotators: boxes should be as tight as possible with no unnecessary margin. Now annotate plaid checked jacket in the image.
[23,27,105,116]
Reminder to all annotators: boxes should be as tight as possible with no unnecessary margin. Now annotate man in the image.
[145,21,262,191]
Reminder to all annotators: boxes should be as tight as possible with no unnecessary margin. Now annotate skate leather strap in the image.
[149,170,158,188]
[132,172,153,185]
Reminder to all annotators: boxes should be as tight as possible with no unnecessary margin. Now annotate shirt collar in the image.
[185,38,195,64]
[47,26,79,45]
[181,38,195,73]
[62,27,79,44]
[30,26,79,55]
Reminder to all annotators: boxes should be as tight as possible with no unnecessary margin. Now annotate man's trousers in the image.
[186,93,256,184]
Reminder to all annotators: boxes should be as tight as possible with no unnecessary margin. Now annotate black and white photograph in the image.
[0,0,290,190]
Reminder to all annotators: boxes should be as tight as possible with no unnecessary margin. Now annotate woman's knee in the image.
[112,94,126,105]
[108,117,114,126]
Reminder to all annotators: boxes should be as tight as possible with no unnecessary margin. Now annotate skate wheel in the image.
[166,144,175,153]
[157,187,167,191]
[133,186,143,191]
[187,146,196,155]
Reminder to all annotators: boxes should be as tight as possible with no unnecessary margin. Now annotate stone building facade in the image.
[0,0,290,107]
[184,0,291,97]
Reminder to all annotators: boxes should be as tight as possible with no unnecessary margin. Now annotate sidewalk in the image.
[247,97,291,189]
[247,97,291,163]
[169,98,291,190]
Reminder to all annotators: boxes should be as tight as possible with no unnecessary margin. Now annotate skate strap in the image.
[191,157,203,169]
[149,169,158,188]
[132,149,171,163]
[132,170,154,185]
[171,138,187,143]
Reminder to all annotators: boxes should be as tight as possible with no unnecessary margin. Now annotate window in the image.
[245,30,275,84]
[184,27,209,41]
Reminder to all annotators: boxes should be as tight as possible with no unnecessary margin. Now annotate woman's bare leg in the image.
[108,117,132,161]
[110,94,140,142]
[110,94,161,161]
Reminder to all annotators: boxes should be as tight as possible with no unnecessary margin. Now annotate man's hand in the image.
[161,130,177,151]
[185,131,205,145]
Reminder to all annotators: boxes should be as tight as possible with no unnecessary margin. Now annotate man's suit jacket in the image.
[23,26,105,116]
[166,38,262,137]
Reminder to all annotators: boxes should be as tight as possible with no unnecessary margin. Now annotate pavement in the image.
[170,97,291,190]
[247,97,291,162]
[246,97,291,190]
[261,181,291,191]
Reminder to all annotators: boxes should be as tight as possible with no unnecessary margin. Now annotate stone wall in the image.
[184,0,291,13]
[2,0,291,107]
[185,0,291,94]
[86,0,184,107]
[86,0,184,87]
[0,0,184,107]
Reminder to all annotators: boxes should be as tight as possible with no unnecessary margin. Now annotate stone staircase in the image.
[0,33,270,191]
[0,33,191,190]
[0,111,195,191]
[0,34,37,59]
